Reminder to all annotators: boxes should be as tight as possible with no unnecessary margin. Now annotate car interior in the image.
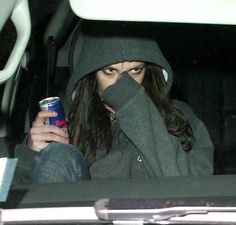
[6,0,235,174]
[1,0,236,224]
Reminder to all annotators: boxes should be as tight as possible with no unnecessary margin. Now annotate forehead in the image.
[105,61,146,68]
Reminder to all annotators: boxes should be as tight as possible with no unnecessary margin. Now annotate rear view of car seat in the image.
[43,0,78,97]
[179,69,236,174]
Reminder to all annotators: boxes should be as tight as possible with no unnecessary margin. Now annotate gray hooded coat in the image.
[66,21,213,178]
[15,20,213,183]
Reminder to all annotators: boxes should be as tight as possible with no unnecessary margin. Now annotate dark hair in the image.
[143,64,195,151]
[68,64,195,166]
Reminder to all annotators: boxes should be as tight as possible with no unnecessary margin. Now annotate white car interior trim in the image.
[70,0,236,25]
[0,0,31,84]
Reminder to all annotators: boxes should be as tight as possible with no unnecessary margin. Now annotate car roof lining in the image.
[69,0,236,25]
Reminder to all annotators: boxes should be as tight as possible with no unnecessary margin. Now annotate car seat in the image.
[179,69,236,174]
[43,0,78,97]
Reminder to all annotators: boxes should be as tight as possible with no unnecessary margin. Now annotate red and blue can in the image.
[39,96,67,131]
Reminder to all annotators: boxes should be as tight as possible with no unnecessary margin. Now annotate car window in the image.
[1,1,236,224]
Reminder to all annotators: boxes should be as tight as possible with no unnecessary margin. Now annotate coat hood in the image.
[66,20,173,102]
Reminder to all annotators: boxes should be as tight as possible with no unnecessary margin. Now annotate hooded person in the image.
[15,20,214,184]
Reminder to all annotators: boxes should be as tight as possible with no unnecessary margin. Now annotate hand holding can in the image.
[39,96,67,132]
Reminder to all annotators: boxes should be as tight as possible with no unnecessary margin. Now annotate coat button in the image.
[137,155,142,163]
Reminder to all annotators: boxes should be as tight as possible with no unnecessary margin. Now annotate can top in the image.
[39,96,60,106]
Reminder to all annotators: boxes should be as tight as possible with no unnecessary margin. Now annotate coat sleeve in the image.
[174,101,214,175]
[102,73,214,177]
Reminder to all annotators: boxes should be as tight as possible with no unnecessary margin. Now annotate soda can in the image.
[39,96,67,131]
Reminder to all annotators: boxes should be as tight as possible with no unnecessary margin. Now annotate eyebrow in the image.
[129,62,146,67]
[129,63,146,69]
[102,66,117,70]
[136,64,146,67]
[103,63,146,70]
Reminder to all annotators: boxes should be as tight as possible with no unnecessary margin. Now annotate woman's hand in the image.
[27,110,69,152]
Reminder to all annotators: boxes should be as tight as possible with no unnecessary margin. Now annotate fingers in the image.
[32,110,57,127]
[28,125,69,152]
[30,124,68,137]
[27,110,69,152]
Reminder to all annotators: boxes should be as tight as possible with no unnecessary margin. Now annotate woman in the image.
[17,20,214,183]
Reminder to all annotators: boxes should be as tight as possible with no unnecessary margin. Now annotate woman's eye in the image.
[130,67,144,74]
[103,68,115,75]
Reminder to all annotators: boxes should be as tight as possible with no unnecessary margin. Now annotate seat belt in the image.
[46,36,57,97]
